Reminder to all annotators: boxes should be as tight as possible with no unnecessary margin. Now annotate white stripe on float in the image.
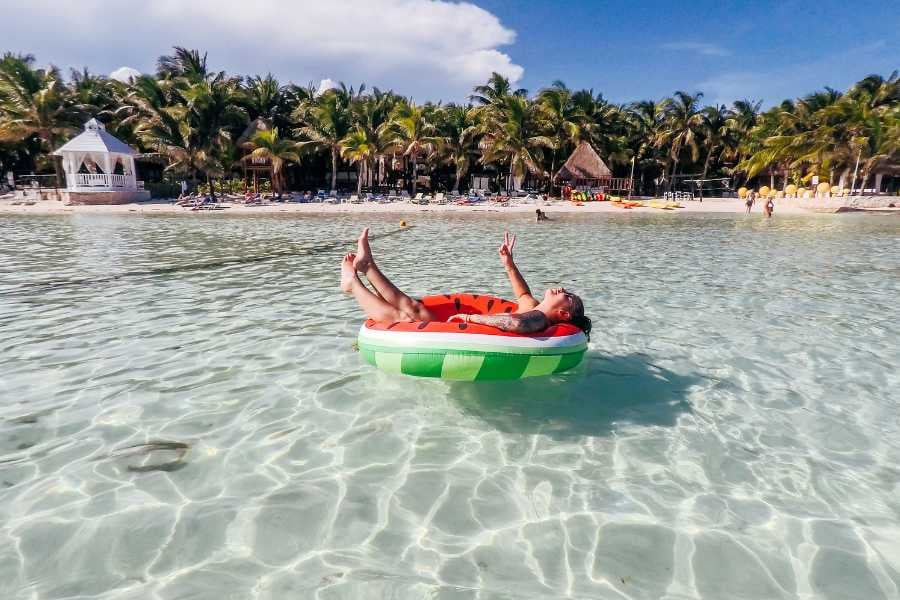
[358,324,587,350]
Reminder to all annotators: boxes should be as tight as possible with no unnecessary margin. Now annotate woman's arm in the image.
[449,310,549,334]
[499,232,539,310]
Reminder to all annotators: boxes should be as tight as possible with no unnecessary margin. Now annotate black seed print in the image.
[486,299,495,311]
[472,294,479,300]
[458,323,468,330]
[387,322,399,329]
[504,306,513,313]
[454,298,461,311]
[417,322,428,330]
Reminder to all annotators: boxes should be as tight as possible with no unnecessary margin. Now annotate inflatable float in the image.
[358,293,588,380]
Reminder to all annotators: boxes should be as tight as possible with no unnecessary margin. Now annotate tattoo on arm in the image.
[468,310,549,333]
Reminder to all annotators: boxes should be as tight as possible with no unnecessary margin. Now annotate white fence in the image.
[70,173,135,190]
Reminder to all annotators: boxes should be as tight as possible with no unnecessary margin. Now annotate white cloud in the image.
[315,78,339,96]
[1,0,523,101]
[661,42,731,57]
[109,66,141,83]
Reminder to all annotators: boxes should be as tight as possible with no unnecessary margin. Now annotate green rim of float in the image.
[357,322,588,381]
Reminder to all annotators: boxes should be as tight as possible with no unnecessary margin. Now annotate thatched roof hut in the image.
[238,118,274,193]
[554,141,612,183]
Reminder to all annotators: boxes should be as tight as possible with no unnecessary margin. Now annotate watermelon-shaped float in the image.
[358,293,588,380]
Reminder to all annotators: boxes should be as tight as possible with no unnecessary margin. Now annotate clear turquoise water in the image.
[1,212,899,599]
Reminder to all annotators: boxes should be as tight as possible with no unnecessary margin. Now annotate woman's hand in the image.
[498,231,517,268]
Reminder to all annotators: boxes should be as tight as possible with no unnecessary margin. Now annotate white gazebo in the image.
[54,118,141,192]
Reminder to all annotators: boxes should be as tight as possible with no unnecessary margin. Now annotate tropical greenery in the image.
[1,48,897,196]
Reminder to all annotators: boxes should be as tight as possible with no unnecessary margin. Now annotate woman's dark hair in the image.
[569,313,592,337]
[569,295,591,337]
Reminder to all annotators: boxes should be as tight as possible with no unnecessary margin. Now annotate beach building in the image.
[554,141,633,194]
[837,158,900,195]
[238,118,274,193]
[53,118,150,204]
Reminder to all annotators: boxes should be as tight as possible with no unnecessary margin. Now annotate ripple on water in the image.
[0,212,899,599]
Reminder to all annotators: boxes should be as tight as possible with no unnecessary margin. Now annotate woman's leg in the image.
[340,253,409,322]
[352,228,436,321]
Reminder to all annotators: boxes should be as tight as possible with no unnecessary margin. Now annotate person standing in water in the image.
[745,191,755,213]
[765,196,775,218]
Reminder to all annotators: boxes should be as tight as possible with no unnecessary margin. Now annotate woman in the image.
[341,229,591,335]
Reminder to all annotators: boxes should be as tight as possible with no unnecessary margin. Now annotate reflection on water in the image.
[0,212,899,599]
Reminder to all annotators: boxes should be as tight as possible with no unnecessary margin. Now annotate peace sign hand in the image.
[498,231,517,268]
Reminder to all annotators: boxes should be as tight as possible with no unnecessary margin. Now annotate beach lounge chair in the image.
[348,194,360,203]
[413,192,423,203]
[430,192,446,204]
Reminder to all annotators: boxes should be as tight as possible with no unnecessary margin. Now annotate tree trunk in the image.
[849,148,862,195]
[671,157,680,192]
[452,166,462,193]
[666,156,677,192]
[330,146,338,192]
[769,170,775,190]
[356,163,363,194]
[52,155,64,191]
[699,153,712,200]
[548,154,557,195]
[411,154,418,195]
[207,173,216,201]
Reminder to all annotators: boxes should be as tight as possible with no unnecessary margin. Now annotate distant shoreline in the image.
[1,197,898,216]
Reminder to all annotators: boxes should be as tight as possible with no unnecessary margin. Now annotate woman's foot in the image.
[353,227,373,273]
[340,253,358,293]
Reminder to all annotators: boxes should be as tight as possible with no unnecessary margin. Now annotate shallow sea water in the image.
[1,211,899,599]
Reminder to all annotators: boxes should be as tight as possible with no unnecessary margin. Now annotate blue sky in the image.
[2,0,897,106]
[478,0,899,105]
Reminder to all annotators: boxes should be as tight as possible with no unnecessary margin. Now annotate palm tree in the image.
[133,71,246,197]
[573,89,629,165]
[157,47,211,82]
[479,95,554,191]
[626,99,670,195]
[241,73,296,133]
[723,99,761,182]
[654,91,705,191]
[242,127,300,195]
[295,84,357,192]
[340,126,378,194]
[537,82,591,189]
[382,101,440,195]
[435,104,479,192]
[697,104,729,198]
[0,54,75,185]
[470,72,527,107]
[349,89,400,188]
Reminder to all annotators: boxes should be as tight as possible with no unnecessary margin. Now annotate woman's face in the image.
[542,287,580,321]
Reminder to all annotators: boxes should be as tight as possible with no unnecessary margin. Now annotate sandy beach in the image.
[3,196,896,216]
